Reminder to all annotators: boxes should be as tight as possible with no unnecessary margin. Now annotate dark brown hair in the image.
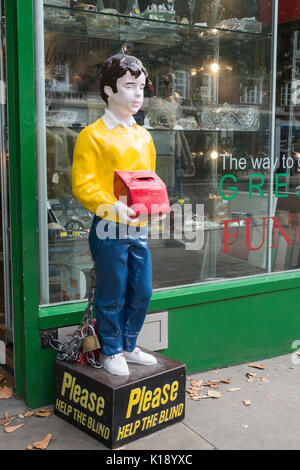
[99,54,148,104]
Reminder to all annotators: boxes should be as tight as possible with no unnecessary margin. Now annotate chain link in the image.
[46,264,103,369]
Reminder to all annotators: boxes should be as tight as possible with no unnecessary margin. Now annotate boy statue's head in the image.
[99,54,148,117]
[100,54,148,103]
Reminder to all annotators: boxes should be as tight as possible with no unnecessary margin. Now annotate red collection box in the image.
[114,170,170,220]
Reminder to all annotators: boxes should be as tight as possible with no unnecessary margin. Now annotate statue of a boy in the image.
[72,54,157,375]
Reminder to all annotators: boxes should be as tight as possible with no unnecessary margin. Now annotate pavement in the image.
[0,352,300,451]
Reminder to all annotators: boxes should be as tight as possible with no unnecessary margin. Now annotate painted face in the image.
[106,70,146,116]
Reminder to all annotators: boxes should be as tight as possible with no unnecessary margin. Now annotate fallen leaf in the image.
[0,412,16,426]
[26,445,33,450]
[220,379,231,384]
[246,372,256,382]
[259,376,268,382]
[33,434,52,450]
[202,378,230,387]
[190,380,203,387]
[248,363,266,370]
[0,417,11,426]
[0,386,13,399]
[24,411,34,418]
[242,400,251,406]
[35,409,52,418]
[207,390,222,398]
[226,387,241,392]
[202,381,219,389]
[4,423,24,433]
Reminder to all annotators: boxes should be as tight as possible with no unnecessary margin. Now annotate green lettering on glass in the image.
[249,174,265,199]
[219,174,237,200]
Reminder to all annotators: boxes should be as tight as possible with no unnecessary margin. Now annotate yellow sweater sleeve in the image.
[150,134,156,172]
[72,126,118,215]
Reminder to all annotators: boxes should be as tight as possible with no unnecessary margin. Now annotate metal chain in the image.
[47,264,103,369]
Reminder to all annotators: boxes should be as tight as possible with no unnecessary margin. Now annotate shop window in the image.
[37,0,279,305]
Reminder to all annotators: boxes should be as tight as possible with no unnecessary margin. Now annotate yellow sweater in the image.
[72,118,156,226]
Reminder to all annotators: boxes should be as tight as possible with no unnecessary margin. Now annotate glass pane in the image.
[38,0,274,304]
[274,4,300,273]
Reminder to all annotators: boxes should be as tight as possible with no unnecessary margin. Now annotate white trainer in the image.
[124,347,157,365]
[100,352,129,376]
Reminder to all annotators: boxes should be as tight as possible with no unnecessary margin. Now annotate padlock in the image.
[82,324,100,353]
[82,333,100,353]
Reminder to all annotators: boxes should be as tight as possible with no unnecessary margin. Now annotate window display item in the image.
[208,194,232,223]
[119,2,181,44]
[86,8,119,36]
[44,0,71,19]
[44,0,70,5]
[48,205,68,240]
[140,2,177,22]
[175,116,198,130]
[215,17,262,34]
[200,104,260,132]
[60,263,89,301]
[124,0,141,15]
[74,2,97,11]
[174,0,212,25]
[114,170,171,220]
[174,0,192,23]
[46,110,78,127]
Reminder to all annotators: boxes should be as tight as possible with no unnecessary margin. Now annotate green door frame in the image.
[5,0,300,408]
[5,0,40,403]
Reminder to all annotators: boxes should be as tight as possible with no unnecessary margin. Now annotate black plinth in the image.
[54,349,186,449]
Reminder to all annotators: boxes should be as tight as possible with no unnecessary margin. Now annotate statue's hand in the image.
[113,200,140,224]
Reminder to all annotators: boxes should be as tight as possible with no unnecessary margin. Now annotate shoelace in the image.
[110,353,125,360]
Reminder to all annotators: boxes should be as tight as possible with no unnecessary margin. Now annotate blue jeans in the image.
[88,216,152,356]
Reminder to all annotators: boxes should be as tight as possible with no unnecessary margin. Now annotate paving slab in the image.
[184,353,300,450]
[0,410,106,450]
[119,422,214,451]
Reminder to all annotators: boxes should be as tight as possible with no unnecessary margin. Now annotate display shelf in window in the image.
[43,4,269,40]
